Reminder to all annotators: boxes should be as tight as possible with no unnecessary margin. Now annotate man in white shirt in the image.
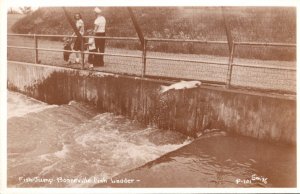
[93,7,106,66]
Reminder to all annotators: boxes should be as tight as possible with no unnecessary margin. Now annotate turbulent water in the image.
[7,92,57,119]
[7,91,296,188]
[7,91,190,187]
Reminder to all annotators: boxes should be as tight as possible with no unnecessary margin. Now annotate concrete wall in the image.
[7,62,296,144]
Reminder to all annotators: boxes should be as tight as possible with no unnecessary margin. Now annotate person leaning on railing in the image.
[63,36,73,65]
[93,7,106,67]
[85,29,97,69]
[73,13,85,64]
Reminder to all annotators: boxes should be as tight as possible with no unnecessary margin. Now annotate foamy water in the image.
[7,91,191,187]
[7,91,57,118]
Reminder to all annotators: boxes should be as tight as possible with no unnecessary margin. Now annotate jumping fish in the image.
[160,80,201,93]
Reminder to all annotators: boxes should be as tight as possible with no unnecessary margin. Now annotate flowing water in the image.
[7,91,296,188]
[7,91,190,187]
[111,133,296,188]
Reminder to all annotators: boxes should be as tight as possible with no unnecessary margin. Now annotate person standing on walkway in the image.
[73,13,85,64]
[85,29,97,69]
[93,7,106,66]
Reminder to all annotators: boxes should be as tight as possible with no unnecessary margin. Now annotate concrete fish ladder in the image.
[7,61,296,145]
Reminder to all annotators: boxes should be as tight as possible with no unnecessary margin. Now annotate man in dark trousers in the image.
[93,7,106,67]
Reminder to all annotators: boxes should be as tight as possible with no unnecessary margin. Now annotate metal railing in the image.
[225,41,296,88]
[7,33,296,91]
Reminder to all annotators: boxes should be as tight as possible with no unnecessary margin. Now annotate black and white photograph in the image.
[1,0,299,193]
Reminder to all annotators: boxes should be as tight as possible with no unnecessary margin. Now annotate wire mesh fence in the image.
[230,43,296,93]
[145,40,229,83]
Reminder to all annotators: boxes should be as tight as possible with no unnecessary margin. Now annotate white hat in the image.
[94,7,102,14]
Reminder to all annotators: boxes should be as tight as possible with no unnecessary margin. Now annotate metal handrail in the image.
[8,33,35,37]
[7,46,36,50]
[8,33,140,41]
[7,33,230,66]
[8,33,296,47]
[7,33,296,94]
[235,41,296,47]
[84,35,139,41]
[146,38,228,44]
[38,48,142,58]
[8,45,142,58]
[232,63,296,71]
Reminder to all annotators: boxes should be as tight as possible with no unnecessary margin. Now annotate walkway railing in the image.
[7,33,296,92]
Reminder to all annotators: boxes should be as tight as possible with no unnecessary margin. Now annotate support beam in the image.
[62,7,85,68]
[222,7,235,89]
[221,7,233,53]
[127,7,145,47]
[62,7,82,38]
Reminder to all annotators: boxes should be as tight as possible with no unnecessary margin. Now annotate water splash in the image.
[7,91,57,118]
[7,91,191,187]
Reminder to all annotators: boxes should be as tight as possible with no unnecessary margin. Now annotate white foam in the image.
[68,100,77,105]
[54,144,70,158]
[7,91,57,118]
[70,114,192,185]
[8,97,193,187]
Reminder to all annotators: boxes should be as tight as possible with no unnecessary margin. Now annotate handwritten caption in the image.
[235,174,268,185]
[18,176,140,185]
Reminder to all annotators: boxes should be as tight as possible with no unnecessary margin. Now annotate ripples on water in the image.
[107,126,296,188]
[7,91,190,187]
[117,134,296,188]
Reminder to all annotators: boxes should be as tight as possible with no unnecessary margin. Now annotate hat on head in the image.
[94,7,102,14]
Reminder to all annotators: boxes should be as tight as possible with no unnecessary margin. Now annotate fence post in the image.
[81,36,85,69]
[226,42,235,88]
[34,34,39,64]
[142,39,147,77]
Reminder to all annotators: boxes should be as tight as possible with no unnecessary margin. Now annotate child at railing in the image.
[85,29,97,69]
[63,36,73,65]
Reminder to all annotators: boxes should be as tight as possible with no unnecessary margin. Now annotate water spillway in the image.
[7,61,296,145]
